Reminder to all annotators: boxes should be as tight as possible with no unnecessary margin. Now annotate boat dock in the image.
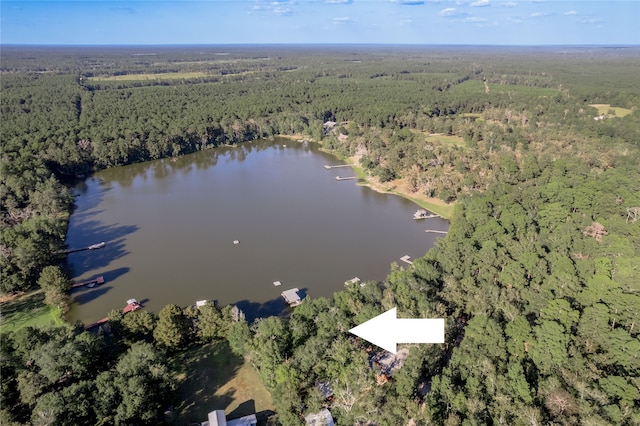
[71,276,105,289]
[345,277,365,287]
[84,317,108,330]
[335,176,357,181]
[324,164,352,169]
[84,298,143,330]
[413,209,440,220]
[62,241,106,254]
[425,230,448,234]
[282,288,303,307]
[123,298,143,314]
[400,255,413,265]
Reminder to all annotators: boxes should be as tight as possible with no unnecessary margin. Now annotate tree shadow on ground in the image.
[227,399,256,419]
[170,340,244,425]
[0,291,45,327]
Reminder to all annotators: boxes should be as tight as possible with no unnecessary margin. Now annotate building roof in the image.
[202,411,257,426]
[305,408,335,426]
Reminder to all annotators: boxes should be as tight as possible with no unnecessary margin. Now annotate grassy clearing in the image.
[88,71,209,82]
[0,290,65,333]
[425,133,466,147]
[589,104,633,118]
[170,341,274,425]
[402,193,457,219]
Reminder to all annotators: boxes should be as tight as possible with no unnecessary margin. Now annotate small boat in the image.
[88,242,106,250]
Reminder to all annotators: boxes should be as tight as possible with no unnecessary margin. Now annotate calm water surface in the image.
[65,139,449,323]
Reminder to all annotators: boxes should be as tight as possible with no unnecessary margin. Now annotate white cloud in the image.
[471,0,490,7]
[563,10,577,16]
[530,12,549,18]
[501,1,517,7]
[324,0,353,4]
[464,16,488,22]
[440,7,459,16]
[250,0,295,16]
[333,16,352,24]
[579,17,603,24]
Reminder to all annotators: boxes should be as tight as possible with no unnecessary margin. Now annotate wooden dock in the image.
[425,230,448,234]
[335,176,357,181]
[345,277,365,287]
[282,288,303,307]
[84,317,108,330]
[400,255,413,265]
[71,276,105,289]
[324,164,352,169]
[62,241,106,254]
[84,298,142,330]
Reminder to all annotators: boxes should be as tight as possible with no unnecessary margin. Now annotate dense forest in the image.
[1,45,639,425]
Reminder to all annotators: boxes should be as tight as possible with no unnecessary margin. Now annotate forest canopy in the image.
[1,45,639,425]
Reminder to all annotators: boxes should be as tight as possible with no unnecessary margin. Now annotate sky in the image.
[1,1,639,45]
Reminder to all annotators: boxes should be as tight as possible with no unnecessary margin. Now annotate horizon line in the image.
[2,42,639,48]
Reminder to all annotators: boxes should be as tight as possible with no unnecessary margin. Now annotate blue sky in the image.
[1,1,638,45]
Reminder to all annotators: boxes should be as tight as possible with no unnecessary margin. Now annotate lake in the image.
[65,138,449,323]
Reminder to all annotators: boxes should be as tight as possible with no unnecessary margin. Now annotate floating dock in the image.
[324,164,352,169]
[400,255,413,265]
[282,288,303,307]
[71,276,105,289]
[273,281,282,287]
[425,230,448,234]
[335,176,357,181]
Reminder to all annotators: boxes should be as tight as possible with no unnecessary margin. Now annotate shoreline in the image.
[277,134,455,219]
[310,141,456,220]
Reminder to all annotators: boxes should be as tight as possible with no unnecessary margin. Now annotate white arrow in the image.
[349,307,445,354]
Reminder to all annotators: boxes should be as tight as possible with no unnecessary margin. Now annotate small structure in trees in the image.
[626,207,640,223]
[583,222,608,242]
[305,408,335,426]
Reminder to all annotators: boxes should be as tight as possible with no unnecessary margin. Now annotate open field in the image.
[425,133,466,147]
[589,104,633,118]
[88,71,210,81]
[0,290,65,333]
[170,341,275,425]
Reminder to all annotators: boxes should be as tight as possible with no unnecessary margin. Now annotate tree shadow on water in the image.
[66,221,138,276]
[234,296,288,323]
[234,288,310,322]
[70,267,131,305]
[72,285,113,305]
